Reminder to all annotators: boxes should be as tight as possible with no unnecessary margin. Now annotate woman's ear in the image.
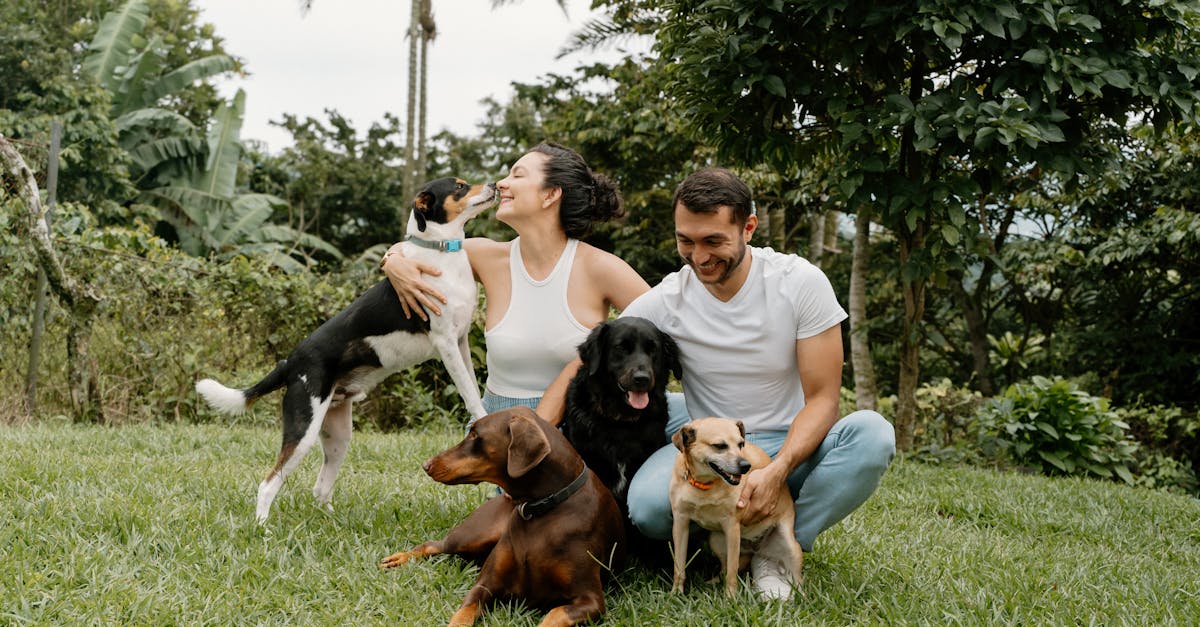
[542,186,562,208]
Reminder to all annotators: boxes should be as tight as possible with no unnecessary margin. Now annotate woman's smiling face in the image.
[496,151,552,224]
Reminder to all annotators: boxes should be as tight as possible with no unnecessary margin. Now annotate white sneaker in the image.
[750,553,795,601]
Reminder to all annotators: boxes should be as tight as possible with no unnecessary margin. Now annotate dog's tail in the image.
[195,359,290,415]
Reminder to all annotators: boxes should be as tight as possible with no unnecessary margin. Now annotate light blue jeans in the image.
[627,393,896,552]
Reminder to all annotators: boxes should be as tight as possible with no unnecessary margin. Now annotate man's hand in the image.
[381,250,447,321]
[736,460,789,527]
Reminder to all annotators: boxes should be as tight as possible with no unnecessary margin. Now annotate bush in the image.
[1,213,479,430]
[1118,403,1199,495]
[906,379,997,466]
[980,376,1138,483]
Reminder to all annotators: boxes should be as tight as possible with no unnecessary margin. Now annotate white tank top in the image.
[484,237,590,398]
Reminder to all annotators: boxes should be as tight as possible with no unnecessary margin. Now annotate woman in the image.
[381,142,649,417]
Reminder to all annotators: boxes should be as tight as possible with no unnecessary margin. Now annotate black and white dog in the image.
[196,177,493,523]
[561,317,681,514]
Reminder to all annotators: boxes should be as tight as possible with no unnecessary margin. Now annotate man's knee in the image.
[839,409,896,471]
[626,446,677,541]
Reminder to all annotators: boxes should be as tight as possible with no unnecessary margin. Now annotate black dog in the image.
[561,316,681,515]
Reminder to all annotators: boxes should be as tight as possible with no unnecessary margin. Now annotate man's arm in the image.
[736,324,844,526]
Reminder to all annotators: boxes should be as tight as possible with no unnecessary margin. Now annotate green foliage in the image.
[255,110,409,258]
[987,330,1046,386]
[74,0,339,270]
[1118,403,1200,495]
[1062,208,1200,407]
[982,376,1138,483]
[0,204,458,427]
[0,1,135,219]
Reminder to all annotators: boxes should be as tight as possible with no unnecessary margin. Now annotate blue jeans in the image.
[627,393,896,552]
[480,390,540,422]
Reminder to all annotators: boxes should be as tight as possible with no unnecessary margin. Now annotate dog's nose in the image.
[737,459,752,474]
[487,181,497,189]
[422,458,434,473]
[632,372,651,388]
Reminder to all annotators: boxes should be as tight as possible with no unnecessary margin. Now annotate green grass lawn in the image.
[2,420,1198,625]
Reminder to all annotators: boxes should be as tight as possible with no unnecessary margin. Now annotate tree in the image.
[0,0,135,218]
[1,136,104,422]
[653,0,1200,450]
[86,0,337,269]
[259,110,408,258]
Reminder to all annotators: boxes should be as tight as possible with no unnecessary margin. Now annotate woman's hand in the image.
[380,243,448,321]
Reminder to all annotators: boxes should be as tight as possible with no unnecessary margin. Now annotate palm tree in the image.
[89,0,340,270]
[416,0,436,193]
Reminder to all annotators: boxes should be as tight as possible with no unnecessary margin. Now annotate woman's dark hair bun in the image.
[531,141,626,240]
[588,171,624,223]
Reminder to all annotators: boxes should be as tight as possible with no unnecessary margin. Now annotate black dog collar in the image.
[405,235,463,252]
[515,466,590,521]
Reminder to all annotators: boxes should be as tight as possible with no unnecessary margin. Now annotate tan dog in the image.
[669,417,803,598]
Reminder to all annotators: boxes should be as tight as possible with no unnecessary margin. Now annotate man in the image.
[541,167,895,598]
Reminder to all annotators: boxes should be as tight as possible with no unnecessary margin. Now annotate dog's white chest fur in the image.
[364,242,476,373]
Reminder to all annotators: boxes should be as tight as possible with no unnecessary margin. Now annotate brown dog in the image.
[669,417,803,598]
[379,407,625,626]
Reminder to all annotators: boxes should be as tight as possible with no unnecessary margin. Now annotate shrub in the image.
[1118,403,1199,495]
[1,214,480,429]
[980,376,1138,483]
[906,379,996,466]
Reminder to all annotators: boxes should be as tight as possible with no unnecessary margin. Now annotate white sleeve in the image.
[776,254,847,339]
[618,287,667,328]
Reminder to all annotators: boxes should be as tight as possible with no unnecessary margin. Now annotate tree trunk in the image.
[895,231,928,452]
[822,210,840,255]
[2,135,104,422]
[400,0,420,230]
[952,280,995,396]
[808,212,825,267]
[416,0,433,191]
[849,207,878,411]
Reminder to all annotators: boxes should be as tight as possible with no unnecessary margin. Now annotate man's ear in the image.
[507,413,551,477]
[742,213,758,242]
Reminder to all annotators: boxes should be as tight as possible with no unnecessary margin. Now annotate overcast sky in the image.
[193,0,644,153]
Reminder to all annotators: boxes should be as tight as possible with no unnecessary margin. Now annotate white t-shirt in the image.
[621,246,847,433]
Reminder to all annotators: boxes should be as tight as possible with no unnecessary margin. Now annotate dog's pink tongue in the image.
[627,390,650,410]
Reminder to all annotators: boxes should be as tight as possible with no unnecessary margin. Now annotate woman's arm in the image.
[381,237,505,320]
[380,244,447,321]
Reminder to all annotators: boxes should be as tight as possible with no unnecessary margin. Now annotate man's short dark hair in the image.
[672,167,753,224]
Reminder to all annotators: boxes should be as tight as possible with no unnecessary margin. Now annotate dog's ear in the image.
[507,413,551,477]
[412,190,433,232]
[672,424,695,452]
[660,331,683,381]
[735,420,746,439]
[579,322,608,377]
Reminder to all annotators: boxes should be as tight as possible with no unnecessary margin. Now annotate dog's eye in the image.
[712,442,728,451]
[738,441,745,449]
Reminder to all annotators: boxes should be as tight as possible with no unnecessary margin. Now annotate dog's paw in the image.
[379,551,416,569]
